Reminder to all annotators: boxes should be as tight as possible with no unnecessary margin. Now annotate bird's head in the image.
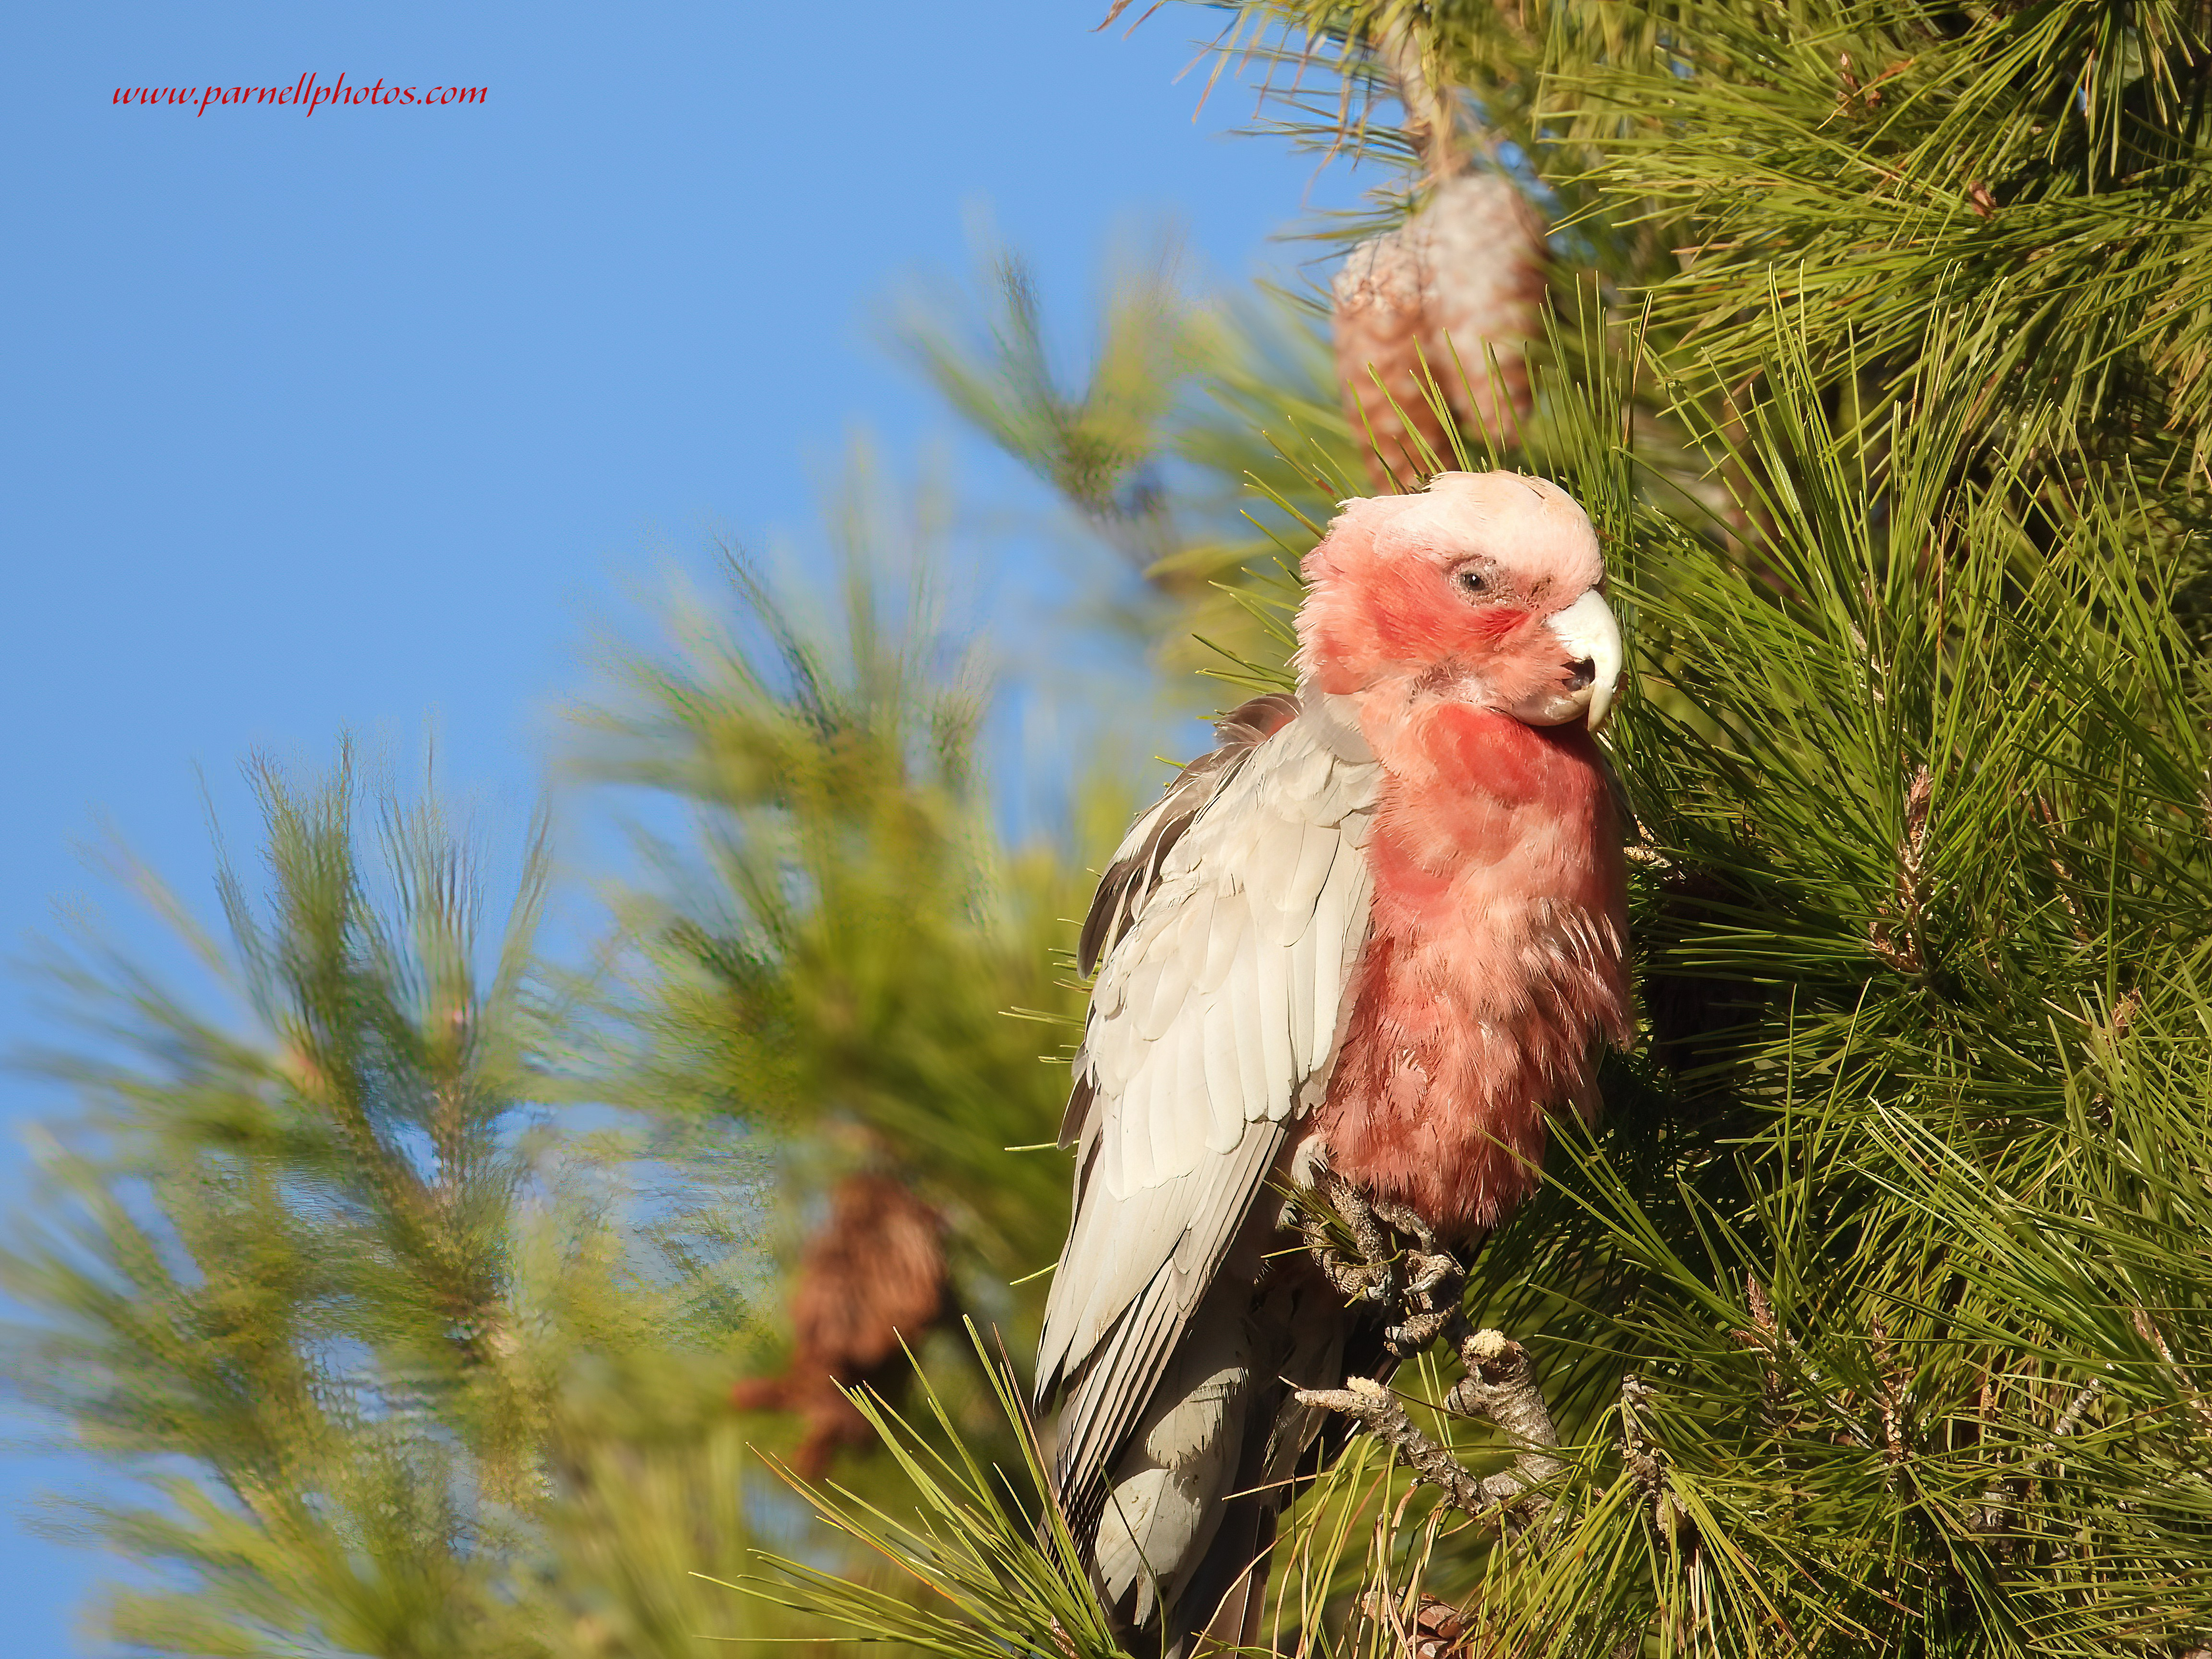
[1296,470,1623,732]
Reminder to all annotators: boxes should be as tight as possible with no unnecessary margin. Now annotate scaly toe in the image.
[1370,1197,1440,1253]
[1403,1249,1463,1302]
[1385,1308,1456,1356]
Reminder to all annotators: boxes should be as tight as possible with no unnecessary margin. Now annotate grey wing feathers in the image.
[1038,693,1379,1527]
[1075,693,1300,979]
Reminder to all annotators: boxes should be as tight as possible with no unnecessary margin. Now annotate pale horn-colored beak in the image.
[1548,587,1623,733]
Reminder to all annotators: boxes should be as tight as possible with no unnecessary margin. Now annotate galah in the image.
[1034,471,1632,1656]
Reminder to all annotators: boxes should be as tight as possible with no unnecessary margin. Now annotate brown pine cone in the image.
[731,1173,951,1475]
[1333,174,1549,492]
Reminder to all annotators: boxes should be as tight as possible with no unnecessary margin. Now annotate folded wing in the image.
[1037,694,1379,1529]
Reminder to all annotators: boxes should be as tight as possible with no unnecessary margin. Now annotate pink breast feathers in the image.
[1306,706,1631,1241]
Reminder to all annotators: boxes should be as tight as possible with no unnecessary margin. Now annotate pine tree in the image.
[17,7,2209,1653]
[566,452,1109,1483]
[889,236,1363,689]
[766,4,2212,1656]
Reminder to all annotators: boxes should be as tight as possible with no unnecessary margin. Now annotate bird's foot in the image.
[1299,1178,1404,1307]
[1297,1183,1467,1359]
[1298,1178,1392,1304]
[1296,1326,1564,1529]
[1369,1196,1465,1358]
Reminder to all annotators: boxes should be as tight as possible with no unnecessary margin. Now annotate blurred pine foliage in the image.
[563,454,1116,1401]
[0,756,806,1657]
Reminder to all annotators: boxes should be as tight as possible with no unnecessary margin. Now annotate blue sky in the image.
[0,2,1367,1649]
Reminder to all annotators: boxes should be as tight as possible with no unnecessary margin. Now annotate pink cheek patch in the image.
[1365,599,1433,660]
[1462,607,1530,646]
[1365,564,1476,659]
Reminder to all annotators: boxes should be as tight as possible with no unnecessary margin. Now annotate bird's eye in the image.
[1453,567,1490,599]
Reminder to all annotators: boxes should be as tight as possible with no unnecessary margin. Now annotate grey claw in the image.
[1385,1308,1455,1356]
[1370,1196,1439,1253]
[1404,1249,1460,1300]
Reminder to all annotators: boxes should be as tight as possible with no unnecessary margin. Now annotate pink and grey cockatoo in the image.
[1035,471,1632,1655]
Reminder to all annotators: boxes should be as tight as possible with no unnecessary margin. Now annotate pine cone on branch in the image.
[1333,174,1548,492]
[731,1173,950,1475]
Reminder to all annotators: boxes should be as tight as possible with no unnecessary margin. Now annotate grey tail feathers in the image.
[1158,1407,1286,1659]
